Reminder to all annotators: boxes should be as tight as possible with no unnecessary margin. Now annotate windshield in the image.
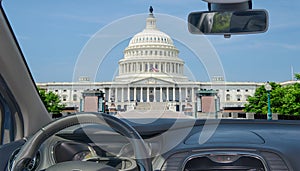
[2,1,300,120]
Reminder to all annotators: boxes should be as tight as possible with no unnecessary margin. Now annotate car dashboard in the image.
[5,119,300,171]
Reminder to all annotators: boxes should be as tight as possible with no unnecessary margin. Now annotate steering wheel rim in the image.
[11,112,152,171]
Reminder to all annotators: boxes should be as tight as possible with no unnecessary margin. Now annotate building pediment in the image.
[130,77,175,85]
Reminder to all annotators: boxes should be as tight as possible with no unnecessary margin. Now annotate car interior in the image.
[0,0,299,171]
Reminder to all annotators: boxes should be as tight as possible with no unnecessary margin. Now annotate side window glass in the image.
[0,96,14,145]
[0,75,24,146]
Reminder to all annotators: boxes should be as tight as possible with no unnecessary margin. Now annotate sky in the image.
[2,0,300,83]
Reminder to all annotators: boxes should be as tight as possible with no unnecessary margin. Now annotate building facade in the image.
[36,11,298,116]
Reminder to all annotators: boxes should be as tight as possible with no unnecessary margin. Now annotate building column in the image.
[115,88,118,102]
[134,63,136,72]
[185,88,188,101]
[192,87,195,102]
[140,88,143,102]
[133,63,135,72]
[147,62,150,72]
[154,87,156,102]
[179,87,182,102]
[134,87,137,101]
[108,88,111,102]
[164,63,167,73]
[147,87,150,102]
[166,87,169,101]
[127,87,130,102]
[173,87,175,101]
[160,87,163,102]
[121,88,124,102]
[158,62,161,72]
[129,63,131,73]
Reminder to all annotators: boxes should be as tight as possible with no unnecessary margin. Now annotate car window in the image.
[0,76,22,145]
[0,95,12,145]
[2,1,300,121]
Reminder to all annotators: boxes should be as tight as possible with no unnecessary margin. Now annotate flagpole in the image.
[291,65,294,81]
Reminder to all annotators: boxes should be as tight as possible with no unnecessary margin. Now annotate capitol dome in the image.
[128,29,174,46]
[115,9,188,83]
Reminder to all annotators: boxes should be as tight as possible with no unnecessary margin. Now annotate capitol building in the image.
[37,11,298,117]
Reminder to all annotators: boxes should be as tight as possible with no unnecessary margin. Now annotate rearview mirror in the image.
[188,10,268,35]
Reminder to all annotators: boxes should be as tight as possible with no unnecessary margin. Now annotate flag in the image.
[151,67,159,72]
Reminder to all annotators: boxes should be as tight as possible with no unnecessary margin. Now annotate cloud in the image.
[50,13,104,24]
[16,35,30,40]
[78,33,131,39]
[271,22,300,30]
[78,33,94,38]
[248,42,300,50]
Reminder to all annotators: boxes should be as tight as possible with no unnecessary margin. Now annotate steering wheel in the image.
[10,113,152,171]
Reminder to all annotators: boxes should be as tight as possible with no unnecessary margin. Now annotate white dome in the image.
[115,11,188,82]
[124,13,179,59]
[128,13,173,46]
[128,29,174,46]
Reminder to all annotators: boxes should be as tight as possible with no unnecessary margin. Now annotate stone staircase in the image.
[135,102,167,111]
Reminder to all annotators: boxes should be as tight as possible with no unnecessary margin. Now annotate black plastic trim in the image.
[0,2,45,111]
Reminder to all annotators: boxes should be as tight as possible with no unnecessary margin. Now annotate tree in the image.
[295,73,300,80]
[279,83,300,115]
[38,88,65,115]
[244,82,300,115]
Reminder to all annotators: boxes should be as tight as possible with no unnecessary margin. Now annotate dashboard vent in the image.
[161,151,289,171]
[261,152,289,171]
[183,154,266,171]
[161,152,189,171]
[8,149,40,171]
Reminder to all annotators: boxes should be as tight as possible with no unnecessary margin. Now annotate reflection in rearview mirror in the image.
[188,10,268,35]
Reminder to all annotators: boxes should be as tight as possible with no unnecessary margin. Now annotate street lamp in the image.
[265,82,272,120]
[214,95,218,119]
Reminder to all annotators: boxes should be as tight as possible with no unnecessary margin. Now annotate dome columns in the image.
[119,61,184,75]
